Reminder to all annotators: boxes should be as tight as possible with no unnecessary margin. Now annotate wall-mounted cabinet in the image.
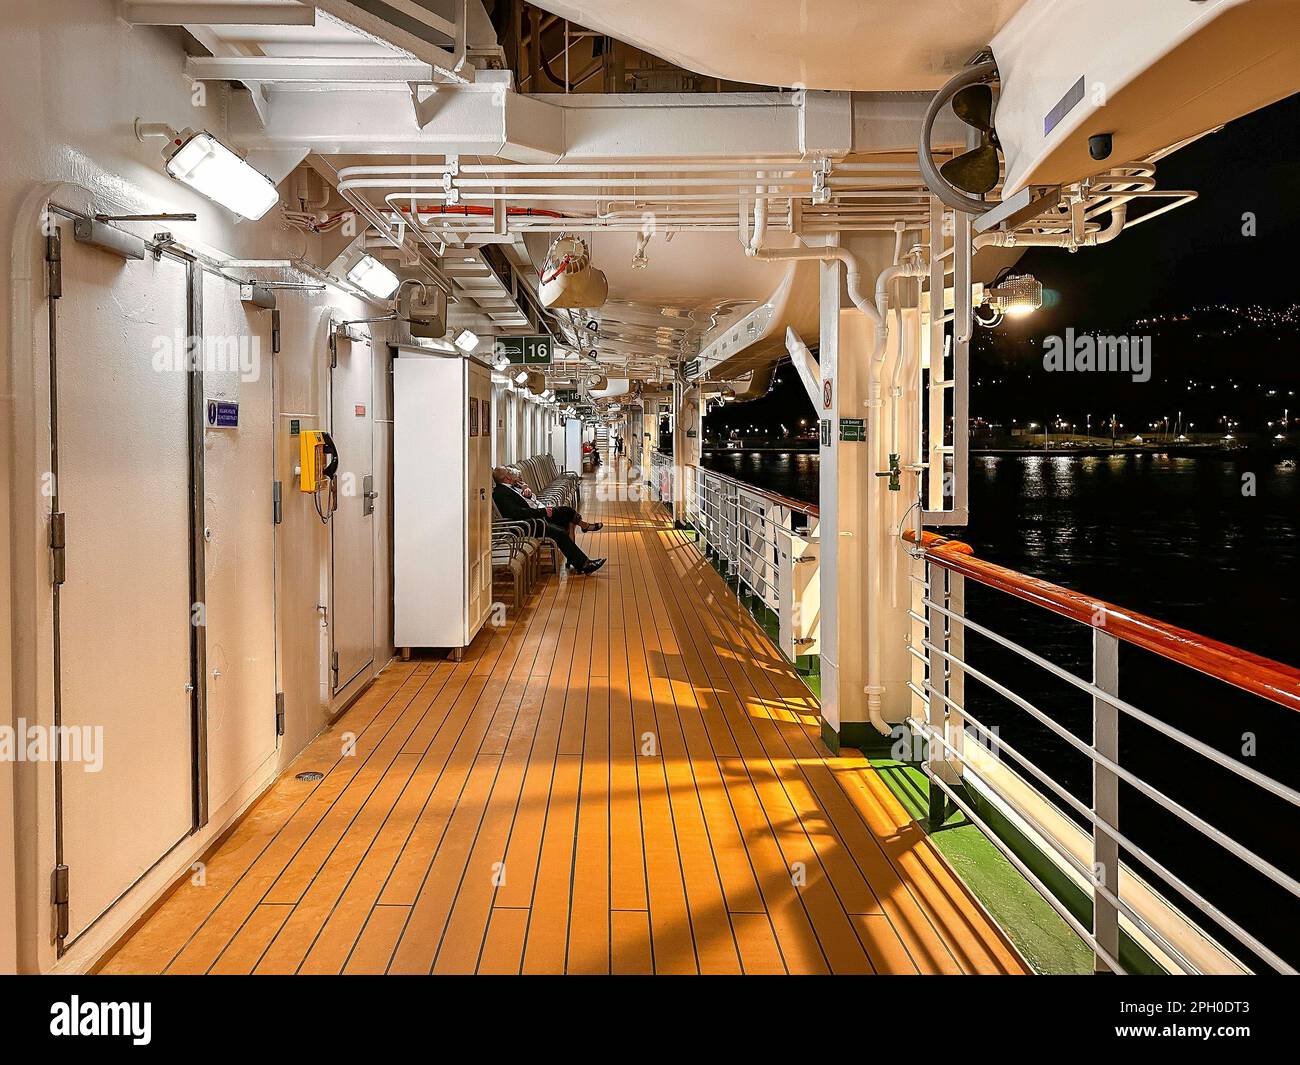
[393,351,493,656]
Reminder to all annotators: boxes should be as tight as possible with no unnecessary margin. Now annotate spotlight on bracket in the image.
[976,272,1042,326]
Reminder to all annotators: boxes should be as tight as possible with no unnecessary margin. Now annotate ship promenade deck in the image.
[102,466,1027,975]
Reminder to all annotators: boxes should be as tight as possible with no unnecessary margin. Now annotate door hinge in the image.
[275,691,286,736]
[45,230,62,299]
[331,650,340,685]
[272,480,283,525]
[271,308,281,354]
[51,864,69,940]
[49,512,67,585]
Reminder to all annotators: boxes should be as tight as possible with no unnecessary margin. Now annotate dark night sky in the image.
[1012,91,1300,329]
[706,91,1300,438]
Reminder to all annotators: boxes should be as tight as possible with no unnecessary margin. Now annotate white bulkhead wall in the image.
[0,1,395,973]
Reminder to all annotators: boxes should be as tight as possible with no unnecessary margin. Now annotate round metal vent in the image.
[295,771,325,782]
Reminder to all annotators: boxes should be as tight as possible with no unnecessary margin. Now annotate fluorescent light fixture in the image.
[163,130,279,220]
[454,329,480,353]
[346,255,400,299]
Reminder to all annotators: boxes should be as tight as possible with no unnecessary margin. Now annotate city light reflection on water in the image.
[702,448,1298,657]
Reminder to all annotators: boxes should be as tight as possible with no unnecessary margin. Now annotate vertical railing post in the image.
[924,562,948,827]
[1092,627,1121,973]
[947,571,966,782]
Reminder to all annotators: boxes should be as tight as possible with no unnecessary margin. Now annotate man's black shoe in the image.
[581,558,606,575]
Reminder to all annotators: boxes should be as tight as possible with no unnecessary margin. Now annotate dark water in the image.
[701,448,1300,969]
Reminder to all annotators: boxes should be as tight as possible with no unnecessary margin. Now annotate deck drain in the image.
[296,771,325,782]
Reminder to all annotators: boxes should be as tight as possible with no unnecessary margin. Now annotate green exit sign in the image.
[839,417,866,442]
[495,335,553,364]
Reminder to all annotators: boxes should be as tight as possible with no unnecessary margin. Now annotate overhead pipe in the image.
[746,246,885,338]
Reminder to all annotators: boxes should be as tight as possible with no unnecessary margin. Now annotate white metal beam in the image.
[229,84,963,164]
[230,81,564,161]
[121,2,317,24]
[305,0,470,79]
[186,55,434,82]
[185,23,270,128]
[377,0,456,40]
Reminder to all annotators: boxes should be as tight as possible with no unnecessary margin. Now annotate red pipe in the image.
[395,204,569,219]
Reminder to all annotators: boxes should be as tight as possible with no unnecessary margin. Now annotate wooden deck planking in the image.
[100,466,1028,976]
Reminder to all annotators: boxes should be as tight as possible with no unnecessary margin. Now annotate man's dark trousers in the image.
[493,485,591,569]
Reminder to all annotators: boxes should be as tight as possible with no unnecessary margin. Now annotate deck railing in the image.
[649,449,675,505]
[906,529,1300,975]
[686,464,819,658]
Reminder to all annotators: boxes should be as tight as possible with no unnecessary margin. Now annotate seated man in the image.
[492,467,606,574]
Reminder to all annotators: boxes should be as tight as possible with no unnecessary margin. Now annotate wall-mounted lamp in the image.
[346,254,401,299]
[136,119,279,221]
[453,329,480,353]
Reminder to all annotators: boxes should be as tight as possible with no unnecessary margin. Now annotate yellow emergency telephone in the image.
[298,430,338,493]
[299,430,339,523]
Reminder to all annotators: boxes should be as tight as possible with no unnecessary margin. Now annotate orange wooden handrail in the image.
[904,530,1300,715]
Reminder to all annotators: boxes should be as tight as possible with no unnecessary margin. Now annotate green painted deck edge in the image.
[855,733,1164,975]
[858,738,1092,975]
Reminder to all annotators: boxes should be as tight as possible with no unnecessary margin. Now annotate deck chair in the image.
[491,525,531,607]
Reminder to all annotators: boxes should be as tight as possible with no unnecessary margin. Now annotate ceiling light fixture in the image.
[137,120,279,221]
[454,328,480,353]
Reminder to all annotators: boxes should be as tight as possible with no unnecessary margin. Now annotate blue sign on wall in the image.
[207,399,239,429]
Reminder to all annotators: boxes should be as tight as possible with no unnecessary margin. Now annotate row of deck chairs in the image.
[490,455,583,607]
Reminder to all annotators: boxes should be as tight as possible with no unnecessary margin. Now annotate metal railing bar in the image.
[922,593,1300,809]
[921,636,1300,900]
[922,769,1126,974]
[911,714,1202,975]
[917,701,1289,973]
[918,540,1300,714]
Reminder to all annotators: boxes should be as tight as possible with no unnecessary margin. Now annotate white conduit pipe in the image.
[745,246,884,336]
[747,172,769,254]
[865,227,926,734]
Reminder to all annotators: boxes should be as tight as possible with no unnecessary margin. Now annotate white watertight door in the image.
[329,334,375,692]
[199,271,277,812]
[52,231,195,943]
